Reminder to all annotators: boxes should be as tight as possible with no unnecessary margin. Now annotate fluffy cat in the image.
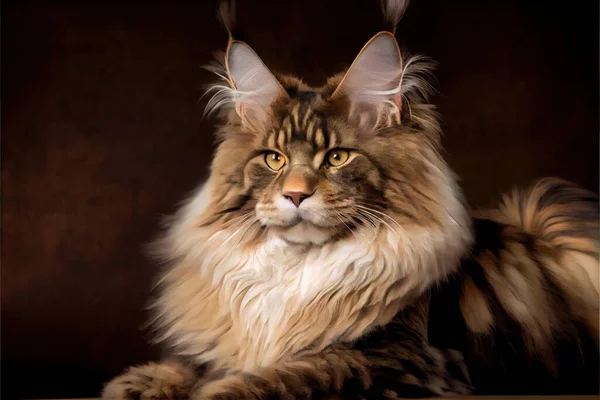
[102,0,599,398]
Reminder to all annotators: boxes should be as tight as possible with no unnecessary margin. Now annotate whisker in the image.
[334,210,359,240]
[228,212,256,225]
[218,214,255,245]
[355,204,405,231]
[352,214,380,242]
[353,212,378,229]
[233,219,261,249]
[206,215,251,244]
[356,209,401,239]
[355,210,379,230]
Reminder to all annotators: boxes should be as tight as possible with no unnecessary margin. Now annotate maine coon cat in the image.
[103,0,599,398]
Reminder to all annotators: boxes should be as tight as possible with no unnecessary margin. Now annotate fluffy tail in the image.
[380,0,410,34]
[492,177,599,295]
[462,178,599,362]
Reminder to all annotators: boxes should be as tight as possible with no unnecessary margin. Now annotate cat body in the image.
[431,180,599,395]
[148,97,471,375]
[102,1,599,398]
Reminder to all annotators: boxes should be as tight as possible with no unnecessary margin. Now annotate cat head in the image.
[195,0,465,246]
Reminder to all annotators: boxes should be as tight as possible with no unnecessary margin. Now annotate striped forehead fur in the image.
[262,102,336,151]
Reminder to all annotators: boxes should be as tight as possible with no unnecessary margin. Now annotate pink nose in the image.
[283,190,313,207]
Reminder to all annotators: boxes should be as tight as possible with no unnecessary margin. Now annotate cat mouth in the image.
[277,219,323,230]
[275,215,333,230]
[271,220,335,245]
[259,208,339,232]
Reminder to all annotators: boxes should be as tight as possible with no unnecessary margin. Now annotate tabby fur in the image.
[102,1,599,398]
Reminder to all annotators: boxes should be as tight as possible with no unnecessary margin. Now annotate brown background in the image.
[2,0,598,398]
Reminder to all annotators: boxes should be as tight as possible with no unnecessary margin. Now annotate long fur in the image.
[102,1,599,399]
[201,53,235,118]
[428,178,599,394]
[464,178,599,356]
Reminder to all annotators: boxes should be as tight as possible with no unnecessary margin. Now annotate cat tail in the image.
[379,0,410,34]
[461,177,599,366]
[494,177,599,336]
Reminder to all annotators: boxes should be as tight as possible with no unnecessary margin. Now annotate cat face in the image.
[201,34,454,245]
[243,97,384,244]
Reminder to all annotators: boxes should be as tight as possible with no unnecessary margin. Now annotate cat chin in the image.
[272,222,334,245]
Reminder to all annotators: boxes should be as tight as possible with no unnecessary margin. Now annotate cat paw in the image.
[394,347,472,397]
[422,348,472,396]
[102,361,196,400]
[190,374,277,400]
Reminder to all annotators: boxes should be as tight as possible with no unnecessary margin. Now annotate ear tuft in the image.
[380,0,410,34]
[331,32,436,130]
[203,41,288,129]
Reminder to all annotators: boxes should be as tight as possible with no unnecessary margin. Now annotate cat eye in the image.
[264,151,286,171]
[326,149,350,167]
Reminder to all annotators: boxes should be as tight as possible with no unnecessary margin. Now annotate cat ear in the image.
[331,32,404,129]
[224,40,288,128]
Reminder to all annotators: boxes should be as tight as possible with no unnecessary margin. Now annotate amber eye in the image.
[327,149,350,167]
[264,152,286,171]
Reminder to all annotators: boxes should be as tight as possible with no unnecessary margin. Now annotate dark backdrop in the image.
[2,0,598,398]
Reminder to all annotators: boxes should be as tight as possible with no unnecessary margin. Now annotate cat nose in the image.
[282,165,317,208]
[283,190,313,207]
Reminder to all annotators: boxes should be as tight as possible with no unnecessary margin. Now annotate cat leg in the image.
[189,342,470,400]
[102,359,197,400]
[190,294,470,400]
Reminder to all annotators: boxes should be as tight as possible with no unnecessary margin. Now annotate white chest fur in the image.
[151,181,471,372]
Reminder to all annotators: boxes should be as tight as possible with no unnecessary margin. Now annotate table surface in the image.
[29,397,600,400]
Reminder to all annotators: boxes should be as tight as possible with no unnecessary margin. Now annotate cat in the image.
[102,0,599,398]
